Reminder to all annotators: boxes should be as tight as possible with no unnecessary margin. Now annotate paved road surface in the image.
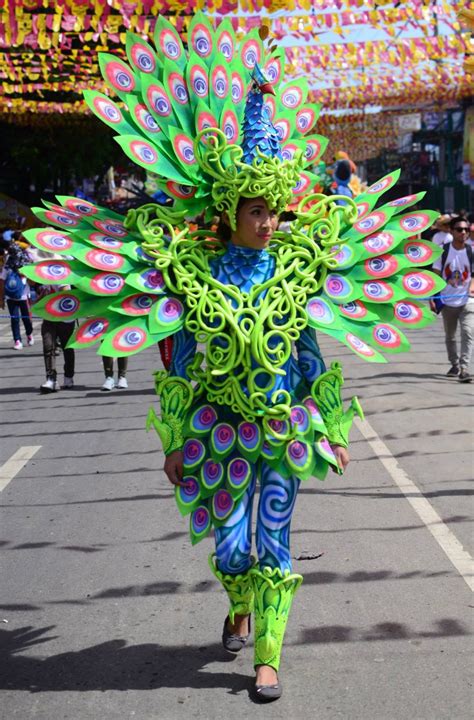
[0,314,472,719]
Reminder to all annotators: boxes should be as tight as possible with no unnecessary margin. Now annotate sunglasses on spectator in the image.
[453,226,469,232]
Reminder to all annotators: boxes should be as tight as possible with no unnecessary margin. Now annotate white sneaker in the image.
[63,377,74,389]
[41,378,59,393]
[27,335,34,346]
[116,376,128,389]
[101,376,115,391]
[13,340,23,350]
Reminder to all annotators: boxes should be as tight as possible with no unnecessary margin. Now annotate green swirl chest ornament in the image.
[127,194,357,427]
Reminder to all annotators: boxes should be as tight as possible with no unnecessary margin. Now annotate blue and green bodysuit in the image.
[168,243,329,574]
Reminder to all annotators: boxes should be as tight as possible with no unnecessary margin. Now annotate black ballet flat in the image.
[253,681,283,702]
[222,615,251,653]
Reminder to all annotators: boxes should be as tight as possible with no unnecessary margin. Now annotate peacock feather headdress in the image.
[21,13,445,369]
[83,13,324,227]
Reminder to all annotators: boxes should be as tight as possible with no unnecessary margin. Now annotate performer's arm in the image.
[298,328,360,473]
[168,326,197,380]
[295,326,326,386]
[148,328,197,486]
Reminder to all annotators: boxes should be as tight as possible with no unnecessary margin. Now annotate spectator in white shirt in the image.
[432,216,474,382]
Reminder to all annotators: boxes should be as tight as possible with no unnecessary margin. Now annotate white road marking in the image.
[0,446,41,492]
[355,417,474,592]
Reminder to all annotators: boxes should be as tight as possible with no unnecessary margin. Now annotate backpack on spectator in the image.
[5,267,24,300]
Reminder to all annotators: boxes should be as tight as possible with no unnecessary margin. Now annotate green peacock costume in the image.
[21,14,445,684]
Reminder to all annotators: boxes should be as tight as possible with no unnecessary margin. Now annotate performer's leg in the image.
[210,474,256,628]
[255,463,300,572]
[250,464,303,695]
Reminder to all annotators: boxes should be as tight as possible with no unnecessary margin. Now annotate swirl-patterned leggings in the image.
[214,462,300,575]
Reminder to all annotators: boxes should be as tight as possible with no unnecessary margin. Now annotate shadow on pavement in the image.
[0,491,175,508]
[0,626,249,694]
[0,617,470,693]
[300,618,471,644]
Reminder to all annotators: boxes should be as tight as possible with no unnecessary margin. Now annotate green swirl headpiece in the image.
[193,129,305,229]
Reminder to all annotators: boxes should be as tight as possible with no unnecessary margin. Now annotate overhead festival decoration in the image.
[0,0,472,160]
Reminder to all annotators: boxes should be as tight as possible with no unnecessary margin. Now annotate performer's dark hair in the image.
[216,198,246,241]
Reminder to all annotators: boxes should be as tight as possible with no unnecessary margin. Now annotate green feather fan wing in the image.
[300,178,444,362]
[24,196,188,359]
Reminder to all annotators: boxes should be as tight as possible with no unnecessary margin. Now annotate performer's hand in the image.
[164,450,187,487]
[331,444,350,473]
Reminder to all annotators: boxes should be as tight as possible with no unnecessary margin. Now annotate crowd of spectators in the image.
[0,228,130,393]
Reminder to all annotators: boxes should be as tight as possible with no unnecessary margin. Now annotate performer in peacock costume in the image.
[22,14,445,701]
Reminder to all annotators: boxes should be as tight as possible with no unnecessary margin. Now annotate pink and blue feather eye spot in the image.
[103,59,136,93]
[241,38,262,69]
[129,42,156,74]
[340,300,368,320]
[155,297,184,325]
[227,458,251,492]
[364,255,399,278]
[191,505,211,541]
[111,326,149,353]
[120,294,156,316]
[212,490,234,523]
[158,29,183,61]
[394,301,423,325]
[75,317,109,345]
[177,477,200,508]
[362,279,394,302]
[183,439,206,470]
[402,240,434,264]
[44,293,80,319]
[372,324,402,351]
[398,212,431,234]
[190,405,218,434]
[345,332,378,359]
[217,31,234,60]
[366,174,396,194]
[290,406,311,435]
[324,274,353,302]
[354,211,387,236]
[191,24,213,59]
[201,460,224,491]
[90,273,124,295]
[211,424,236,457]
[307,297,335,326]
[362,231,397,255]
[35,260,72,283]
[237,422,261,452]
[402,271,436,297]
[33,231,73,253]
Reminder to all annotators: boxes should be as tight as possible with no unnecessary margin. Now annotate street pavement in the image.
[0,314,473,720]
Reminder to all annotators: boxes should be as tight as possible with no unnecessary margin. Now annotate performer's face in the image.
[230,198,279,249]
